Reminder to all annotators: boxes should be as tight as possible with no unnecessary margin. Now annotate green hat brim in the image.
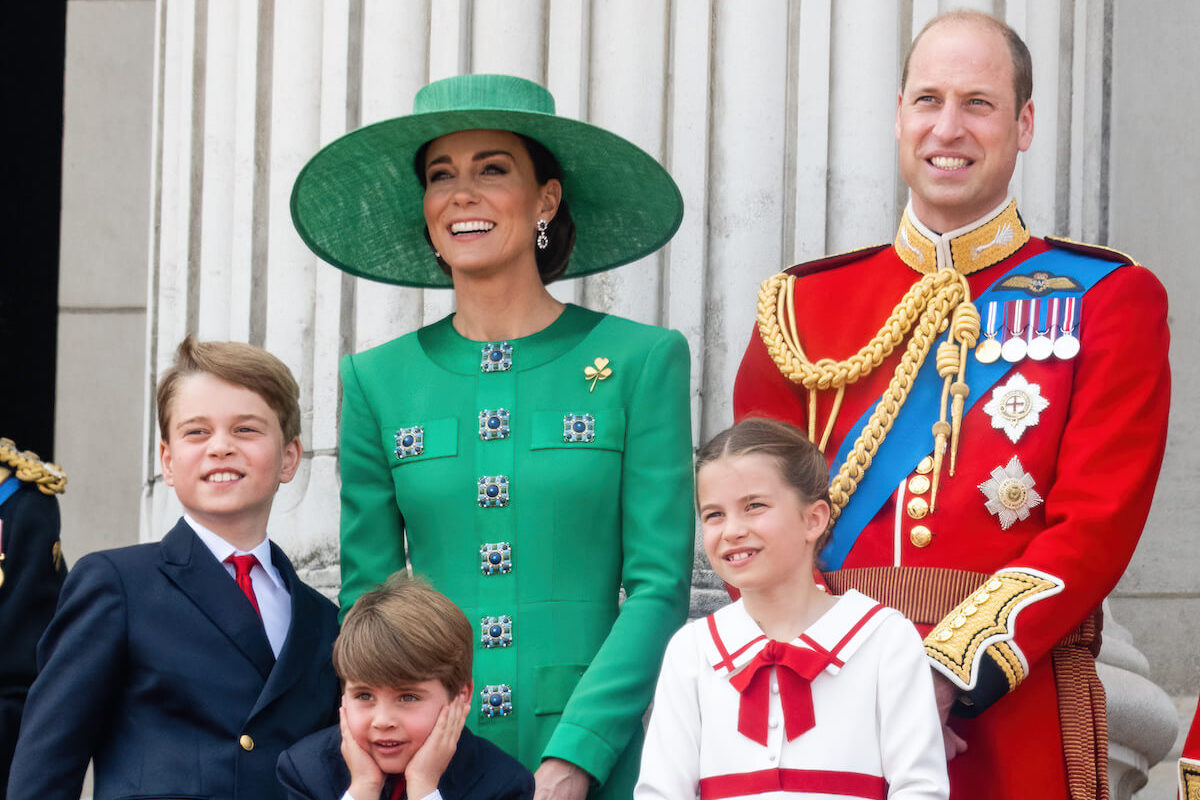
[291,107,683,288]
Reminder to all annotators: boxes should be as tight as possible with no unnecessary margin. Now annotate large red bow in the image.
[727,639,832,746]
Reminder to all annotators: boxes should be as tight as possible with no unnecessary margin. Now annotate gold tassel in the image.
[930,421,951,512]
[947,296,980,476]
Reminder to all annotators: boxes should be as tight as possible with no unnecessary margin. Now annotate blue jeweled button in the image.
[480,684,513,718]
[562,413,595,443]
[478,408,510,440]
[480,342,513,373]
[480,615,513,648]
[393,426,425,460]
[480,543,512,575]
[478,475,509,508]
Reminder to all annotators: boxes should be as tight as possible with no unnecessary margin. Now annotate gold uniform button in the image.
[909,525,933,548]
[916,455,934,475]
[907,474,931,495]
[239,735,254,751]
[907,497,929,519]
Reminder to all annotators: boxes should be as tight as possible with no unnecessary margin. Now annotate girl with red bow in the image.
[635,419,948,800]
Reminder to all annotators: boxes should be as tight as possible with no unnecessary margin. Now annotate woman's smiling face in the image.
[422,129,560,281]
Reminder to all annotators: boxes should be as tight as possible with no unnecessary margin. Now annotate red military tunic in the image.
[733,199,1170,800]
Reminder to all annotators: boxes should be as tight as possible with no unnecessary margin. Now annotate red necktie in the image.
[727,639,832,745]
[387,776,406,800]
[225,554,261,616]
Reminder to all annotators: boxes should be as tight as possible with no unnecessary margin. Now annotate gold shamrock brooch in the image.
[584,358,612,392]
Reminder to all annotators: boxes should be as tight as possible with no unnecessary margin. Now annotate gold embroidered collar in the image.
[893,199,1029,275]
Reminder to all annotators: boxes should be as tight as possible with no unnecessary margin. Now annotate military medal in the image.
[975,301,1002,364]
[1000,300,1027,362]
[983,373,1049,443]
[1053,296,1080,359]
[1046,297,1062,354]
[978,455,1043,530]
[1026,298,1053,361]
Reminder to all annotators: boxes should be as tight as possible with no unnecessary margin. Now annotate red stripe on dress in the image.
[726,635,769,664]
[708,614,770,673]
[699,768,887,799]
[828,603,885,659]
[708,614,736,671]
[797,634,842,669]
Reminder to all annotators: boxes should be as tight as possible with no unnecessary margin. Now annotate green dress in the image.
[337,304,694,796]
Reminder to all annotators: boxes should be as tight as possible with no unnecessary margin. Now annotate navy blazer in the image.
[277,724,534,800]
[7,519,340,800]
[0,481,66,797]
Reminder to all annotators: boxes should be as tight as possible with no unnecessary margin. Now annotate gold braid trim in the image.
[757,269,952,391]
[924,569,1062,689]
[756,269,973,522]
[989,641,1024,691]
[0,438,67,496]
[1180,758,1200,800]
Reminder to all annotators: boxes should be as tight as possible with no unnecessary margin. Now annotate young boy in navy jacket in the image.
[278,574,532,800]
[8,337,340,800]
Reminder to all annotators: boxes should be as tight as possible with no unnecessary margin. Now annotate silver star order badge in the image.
[983,373,1049,444]
[978,455,1043,530]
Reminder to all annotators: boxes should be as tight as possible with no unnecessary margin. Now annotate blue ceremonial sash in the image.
[0,476,19,508]
[821,248,1124,570]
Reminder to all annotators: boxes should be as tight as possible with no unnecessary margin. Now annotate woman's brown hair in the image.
[416,133,577,284]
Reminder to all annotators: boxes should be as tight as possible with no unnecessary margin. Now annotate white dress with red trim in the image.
[635,591,947,800]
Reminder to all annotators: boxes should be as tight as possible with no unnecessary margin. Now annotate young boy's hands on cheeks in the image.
[340,689,470,800]
[405,690,470,799]
[341,705,387,800]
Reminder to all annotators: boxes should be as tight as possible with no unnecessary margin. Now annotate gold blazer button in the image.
[239,734,254,751]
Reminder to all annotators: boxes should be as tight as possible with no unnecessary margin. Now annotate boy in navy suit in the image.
[278,574,533,800]
[8,337,340,800]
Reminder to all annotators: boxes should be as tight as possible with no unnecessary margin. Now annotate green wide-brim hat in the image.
[290,73,684,288]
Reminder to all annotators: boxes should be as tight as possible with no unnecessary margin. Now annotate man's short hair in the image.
[333,574,473,697]
[156,336,302,442]
[901,10,1033,116]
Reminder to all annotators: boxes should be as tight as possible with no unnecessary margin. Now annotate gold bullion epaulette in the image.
[1044,236,1138,267]
[781,243,891,280]
[0,438,67,496]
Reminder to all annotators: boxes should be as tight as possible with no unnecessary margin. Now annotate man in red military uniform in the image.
[734,10,1169,800]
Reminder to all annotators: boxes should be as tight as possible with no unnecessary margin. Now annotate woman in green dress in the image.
[291,74,694,799]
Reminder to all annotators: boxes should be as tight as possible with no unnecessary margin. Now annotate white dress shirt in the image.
[186,515,292,658]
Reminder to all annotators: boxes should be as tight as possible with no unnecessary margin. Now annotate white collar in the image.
[703,590,895,679]
[185,514,285,591]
